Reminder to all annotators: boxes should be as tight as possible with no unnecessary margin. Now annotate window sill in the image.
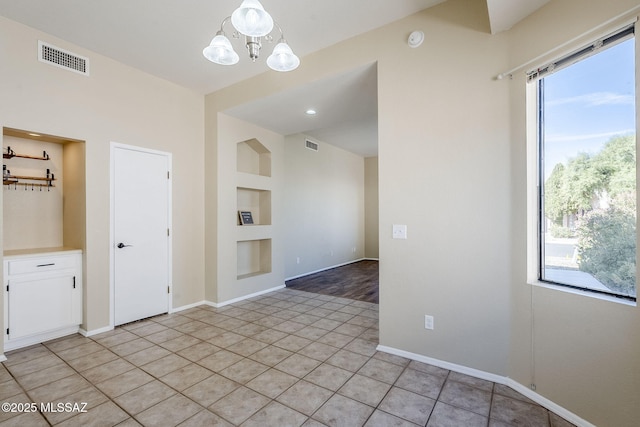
[528,280,637,307]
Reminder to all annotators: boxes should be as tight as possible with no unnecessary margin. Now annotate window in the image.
[535,26,637,301]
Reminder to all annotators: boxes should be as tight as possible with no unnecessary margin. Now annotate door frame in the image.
[109,142,173,328]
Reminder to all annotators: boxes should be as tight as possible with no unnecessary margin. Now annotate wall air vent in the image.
[38,41,89,76]
[305,139,319,152]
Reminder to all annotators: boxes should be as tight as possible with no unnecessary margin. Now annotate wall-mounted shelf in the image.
[3,146,50,161]
[3,168,56,189]
[4,143,55,190]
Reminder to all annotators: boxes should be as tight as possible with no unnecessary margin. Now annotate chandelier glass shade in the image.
[202,33,240,65]
[231,0,274,37]
[203,0,300,72]
[266,42,300,72]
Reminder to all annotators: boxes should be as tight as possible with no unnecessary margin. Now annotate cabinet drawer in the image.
[8,256,77,275]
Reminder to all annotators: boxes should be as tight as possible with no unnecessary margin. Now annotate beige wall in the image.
[0,16,206,350]
[506,1,640,426]
[283,134,365,279]
[377,0,511,375]
[364,157,379,259]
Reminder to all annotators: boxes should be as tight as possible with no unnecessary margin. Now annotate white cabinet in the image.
[3,249,82,351]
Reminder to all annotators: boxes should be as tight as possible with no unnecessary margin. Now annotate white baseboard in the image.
[0,354,7,362]
[208,284,286,308]
[285,258,373,281]
[80,289,283,336]
[80,324,113,337]
[377,345,505,384]
[377,345,595,427]
[171,300,207,313]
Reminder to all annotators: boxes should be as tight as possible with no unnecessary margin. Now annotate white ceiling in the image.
[0,0,548,157]
[225,63,379,157]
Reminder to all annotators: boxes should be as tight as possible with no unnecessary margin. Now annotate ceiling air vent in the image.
[38,41,89,76]
[305,139,319,152]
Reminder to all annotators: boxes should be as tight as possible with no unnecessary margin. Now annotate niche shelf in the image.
[2,126,86,254]
[235,137,273,281]
[237,187,271,225]
[237,138,271,177]
[237,239,272,280]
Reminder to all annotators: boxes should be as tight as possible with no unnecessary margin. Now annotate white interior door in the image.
[113,144,171,326]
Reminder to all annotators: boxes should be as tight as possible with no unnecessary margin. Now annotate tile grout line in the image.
[175,291,478,426]
[185,297,361,425]
[2,287,572,427]
[175,290,373,425]
[87,324,211,425]
[2,345,57,426]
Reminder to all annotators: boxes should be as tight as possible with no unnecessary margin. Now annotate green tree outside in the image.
[576,202,636,296]
[544,134,636,297]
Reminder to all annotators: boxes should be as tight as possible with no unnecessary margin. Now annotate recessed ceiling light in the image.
[305,109,317,116]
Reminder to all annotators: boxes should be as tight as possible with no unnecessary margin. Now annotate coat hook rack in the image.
[3,168,56,190]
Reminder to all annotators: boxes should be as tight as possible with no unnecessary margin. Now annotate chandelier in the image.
[203,0,300,72]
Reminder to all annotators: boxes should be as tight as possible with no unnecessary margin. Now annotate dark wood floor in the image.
[285,260,379,303]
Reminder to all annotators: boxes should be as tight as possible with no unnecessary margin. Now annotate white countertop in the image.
[4,247,83,259]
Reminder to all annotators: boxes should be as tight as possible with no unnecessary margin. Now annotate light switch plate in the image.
[425,315,434,330]
[392,224,407,239]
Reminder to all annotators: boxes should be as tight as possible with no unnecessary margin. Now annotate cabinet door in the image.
[7,274,75,340]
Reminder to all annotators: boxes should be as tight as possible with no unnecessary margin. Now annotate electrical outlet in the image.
[424,315,434,330]
[393,224,408,239]
[296,257,300,264]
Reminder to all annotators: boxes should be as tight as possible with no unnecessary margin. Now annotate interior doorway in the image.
[111,143,172,326]
[223,63,380,306]
[285,260,379,303]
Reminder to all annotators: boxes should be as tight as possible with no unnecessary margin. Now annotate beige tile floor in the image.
[1,288,576,427]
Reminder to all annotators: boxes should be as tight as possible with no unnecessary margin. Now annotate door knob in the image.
[117,243,133,248]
